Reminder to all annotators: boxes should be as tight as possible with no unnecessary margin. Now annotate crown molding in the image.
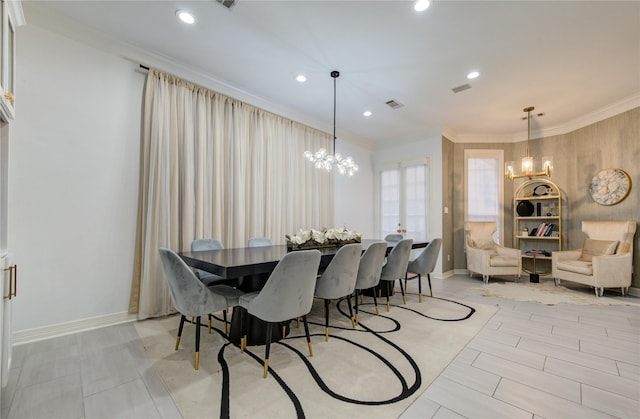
[445,93,640,144]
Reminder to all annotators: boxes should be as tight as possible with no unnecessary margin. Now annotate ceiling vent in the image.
[216,0,237,9]
[385,99,404,109]
[451,83,472,94]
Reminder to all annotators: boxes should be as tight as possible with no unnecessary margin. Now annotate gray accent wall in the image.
[448,107,639,288]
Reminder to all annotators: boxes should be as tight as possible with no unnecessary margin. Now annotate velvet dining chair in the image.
[238,249,321,378]
[248,237,273,247]
[406,238,442,301]
[190,239,227,286]
[353,241,387,325]
[313,243,363,340]
[379,238,413,311]
[158,248,244,370]
[384,233,403,242]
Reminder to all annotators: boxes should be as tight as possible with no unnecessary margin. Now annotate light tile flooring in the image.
[2,275,639,418]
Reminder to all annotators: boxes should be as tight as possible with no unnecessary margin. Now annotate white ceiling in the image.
[25,0,640,144]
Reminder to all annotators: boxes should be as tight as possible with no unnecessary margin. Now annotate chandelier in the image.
[304,71,359,176]
[505,106,553,180]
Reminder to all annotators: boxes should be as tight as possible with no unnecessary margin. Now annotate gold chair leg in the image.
[360,294,364,304]
[325,327,329,342]
[194,352,199,370]
[419,292,422,303]
[375,305,380,315]
[355,313,359,327]
[241,336,247,352]
[175,336,181,351]
[402,295,406,304]
[386,301,390,312]
[282,325,286,339]
[208,317,212,333]
[308,342,314,357]
[263,359,269,378]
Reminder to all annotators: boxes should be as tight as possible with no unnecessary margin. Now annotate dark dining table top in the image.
[179,239,428,279]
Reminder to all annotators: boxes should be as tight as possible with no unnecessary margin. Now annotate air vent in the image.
[451,83,472,93]
[216,0,237,9]
[385,99,404,109]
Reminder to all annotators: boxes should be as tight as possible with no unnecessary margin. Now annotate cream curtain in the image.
[130,69,334,319]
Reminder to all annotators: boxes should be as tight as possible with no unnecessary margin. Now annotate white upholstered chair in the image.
[464,221,522,284]
[552,221,636,297]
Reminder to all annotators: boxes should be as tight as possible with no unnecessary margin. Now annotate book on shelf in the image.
[544,223,555,236]
[532,222,555,237]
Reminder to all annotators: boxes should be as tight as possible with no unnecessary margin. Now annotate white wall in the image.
[333,137,375,238]
[9,24,144,332]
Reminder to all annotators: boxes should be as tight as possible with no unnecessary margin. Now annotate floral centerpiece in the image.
[286,227,361,250]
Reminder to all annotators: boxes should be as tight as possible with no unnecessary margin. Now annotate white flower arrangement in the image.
[286,227,361,250]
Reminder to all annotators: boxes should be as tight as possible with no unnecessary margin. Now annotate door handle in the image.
[3,264,16,300]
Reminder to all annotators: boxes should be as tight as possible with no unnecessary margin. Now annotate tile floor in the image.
[2,275,639,418]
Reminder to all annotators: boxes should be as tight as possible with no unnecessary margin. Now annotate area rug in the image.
[479,280,640,306]
[134,296,496,418]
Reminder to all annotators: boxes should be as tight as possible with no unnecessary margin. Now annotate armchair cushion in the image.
[556,260,593,276]
[578,239,618,262]
[472,239,496,252]
[490,255,520,267]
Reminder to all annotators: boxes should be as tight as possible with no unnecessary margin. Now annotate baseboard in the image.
[628,287,640,297]
[12,311,137,345]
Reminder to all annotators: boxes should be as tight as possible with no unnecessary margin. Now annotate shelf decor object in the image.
[505,106,553,180]
[304,71,359,176]
[516,200,535,216]
[588,168,631,206]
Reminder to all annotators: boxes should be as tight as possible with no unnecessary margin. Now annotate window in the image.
[464,149,504,243]
[377,158,430,241]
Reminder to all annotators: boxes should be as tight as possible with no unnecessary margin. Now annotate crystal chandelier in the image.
[304,71,359,176]
[505,106,553,180]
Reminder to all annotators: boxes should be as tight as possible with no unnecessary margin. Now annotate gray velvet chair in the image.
[353,241,387,325]
[384,233,403,242]
[406,238,442,301]
[314,243,363,340]
[379,238,413,311]
[248,237,273,247]
[190,239,226,286]
[238,249,321,378]
[158,248,244,370]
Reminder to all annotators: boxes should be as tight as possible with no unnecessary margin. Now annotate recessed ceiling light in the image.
[414,0,431,12]
[363,111,372,117]
[176,10,195,24]
[467,71,480,79]
[296,75,307,83]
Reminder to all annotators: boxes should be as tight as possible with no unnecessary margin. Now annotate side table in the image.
[522,250,551,283]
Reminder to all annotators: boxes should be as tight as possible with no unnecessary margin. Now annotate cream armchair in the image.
[465,221,522,284]
[552,221,636,297]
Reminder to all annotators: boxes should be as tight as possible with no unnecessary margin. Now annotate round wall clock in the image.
[589,168,632,206]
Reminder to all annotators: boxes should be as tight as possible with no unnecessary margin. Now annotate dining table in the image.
[179,239,428,345]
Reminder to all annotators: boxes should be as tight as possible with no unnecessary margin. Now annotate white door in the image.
[377,159,430,241]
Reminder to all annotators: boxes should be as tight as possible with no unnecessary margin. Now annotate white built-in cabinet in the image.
[0,0,23,403]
